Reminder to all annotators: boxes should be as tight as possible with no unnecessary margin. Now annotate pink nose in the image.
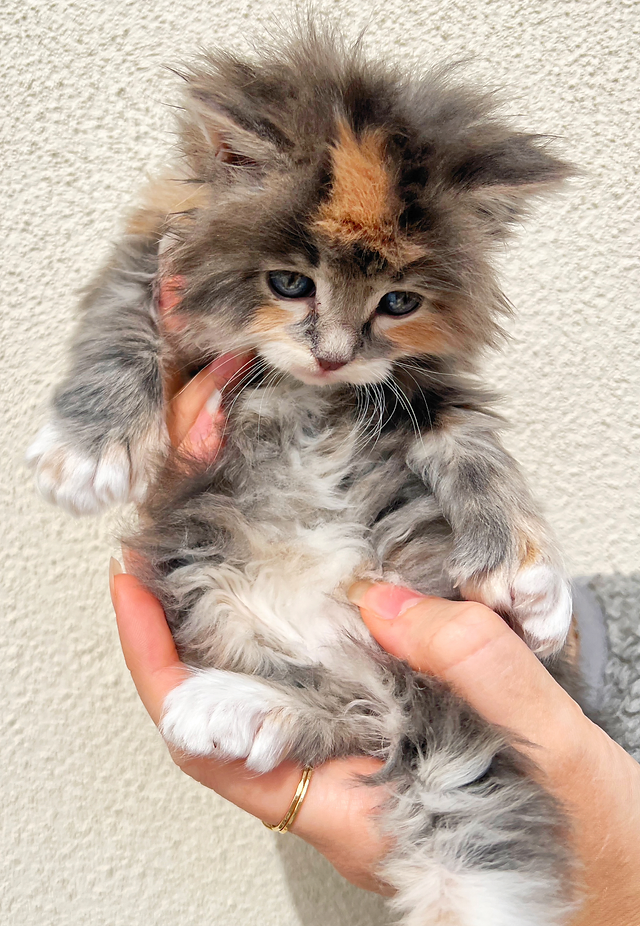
[316,357,347,372]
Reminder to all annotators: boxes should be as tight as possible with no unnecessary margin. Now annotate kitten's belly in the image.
[189,516,375,665]
[170,401,448,667]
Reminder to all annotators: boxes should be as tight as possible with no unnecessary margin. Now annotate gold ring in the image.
[262,767,314,834]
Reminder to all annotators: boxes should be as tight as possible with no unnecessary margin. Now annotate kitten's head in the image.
[159,30,571,386]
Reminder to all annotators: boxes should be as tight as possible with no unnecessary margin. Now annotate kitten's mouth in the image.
[284,358,394,387]
[289,364,346,386]
[256,347,392,387]
[289,363,351,386]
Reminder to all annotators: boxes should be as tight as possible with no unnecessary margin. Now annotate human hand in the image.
[111,566,391,892]
[350,583,640,926]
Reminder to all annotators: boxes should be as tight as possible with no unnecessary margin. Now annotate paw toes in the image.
[28,425,100,514]
[246,717,288,773]
[93,444,131,506]
[27,420,143,514]
[160,675,262,760]
[461,562,572,657]
[160,673,291,767]
[56,458,103,515]
[514,566,572,656]
[25,422,60,465]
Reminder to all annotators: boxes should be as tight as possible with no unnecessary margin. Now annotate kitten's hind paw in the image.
[160,670,293,773]
[27,419,163,515]
[461,562,572,658]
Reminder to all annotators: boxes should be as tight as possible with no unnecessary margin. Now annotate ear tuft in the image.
[450,132,574,232]
[175,52,290,178]
[179,96,281,177]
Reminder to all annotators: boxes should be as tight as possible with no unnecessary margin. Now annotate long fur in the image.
[29,26,579,925]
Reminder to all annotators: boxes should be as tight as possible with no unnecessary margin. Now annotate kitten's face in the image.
[165,120,480,384]
[251,260,454,386]
[163,49,569,383]
[167,234,462,389]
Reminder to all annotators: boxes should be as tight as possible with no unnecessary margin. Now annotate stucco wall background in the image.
[2,1,639,923]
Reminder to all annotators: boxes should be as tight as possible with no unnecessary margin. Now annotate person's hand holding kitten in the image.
[111,358,640,926]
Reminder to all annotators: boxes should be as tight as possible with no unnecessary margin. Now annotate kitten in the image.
[28,29,578,926]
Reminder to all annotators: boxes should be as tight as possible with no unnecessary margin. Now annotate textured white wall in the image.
[3,0,639,923]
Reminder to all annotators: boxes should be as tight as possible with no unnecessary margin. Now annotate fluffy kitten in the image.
[28,29,579,926]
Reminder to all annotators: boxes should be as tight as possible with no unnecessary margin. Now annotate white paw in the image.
[160,670,293,773]
[26,419,162,515]
[461,562,572,657]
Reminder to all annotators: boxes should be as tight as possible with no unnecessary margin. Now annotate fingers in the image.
[175,753,390,892]
[158,272,254,459]
[166,352,254,453]
[291,757,392,893]
[350,582,587,762]
[181,752,389,889]
[110,565,187,725]
[157,275,186,317]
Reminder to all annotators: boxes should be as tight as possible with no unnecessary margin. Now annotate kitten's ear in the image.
[450,133,573,233]
[180,94,281,175]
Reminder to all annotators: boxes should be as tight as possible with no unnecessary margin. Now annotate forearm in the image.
[53,236,165,445]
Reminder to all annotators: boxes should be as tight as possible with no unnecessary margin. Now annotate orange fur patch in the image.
[250,304,292,336]
[314,121,423,267]
[385,316,456,356]
[519,535,541,568]
[564,615,580,666]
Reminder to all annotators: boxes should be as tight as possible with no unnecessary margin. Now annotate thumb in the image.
[349,582,585,761]
[166,352,254,456]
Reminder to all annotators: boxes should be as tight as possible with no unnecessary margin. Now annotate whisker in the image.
[368,382,385,449]
[216,358,269,445]
[372,382,398,449]
[388,378,427,451]
[220,355,262,394]
[355,385,376,455]
[344,385,368,458]
[256,367,283,441]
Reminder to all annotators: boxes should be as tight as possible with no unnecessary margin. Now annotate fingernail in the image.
[187,389,221,445]
[348,582,425,620]
[205,388,222,417]
[347,580,374,606]
[210,352,252,384]
[109,556,124,603]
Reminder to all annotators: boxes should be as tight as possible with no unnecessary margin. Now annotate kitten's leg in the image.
[163,662,575,923]
[27,177,213,514]
[408,410,572,656]
[160,663,402,774]
[27,234,167,514]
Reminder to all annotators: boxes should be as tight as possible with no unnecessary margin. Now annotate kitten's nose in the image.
[316,357,348,372]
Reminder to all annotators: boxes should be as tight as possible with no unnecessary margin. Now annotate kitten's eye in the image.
[268,271,316,299]
[377,291,422,317]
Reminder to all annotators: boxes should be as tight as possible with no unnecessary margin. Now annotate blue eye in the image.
[268,271,316,299]
[377,291,422,317]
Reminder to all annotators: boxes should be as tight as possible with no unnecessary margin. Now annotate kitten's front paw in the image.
[161,671,292,773]
[461,561,572,657]
[27,419,164,515]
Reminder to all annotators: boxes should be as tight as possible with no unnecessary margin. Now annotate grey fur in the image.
[30,27,580,925]
[56,238,163,453]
